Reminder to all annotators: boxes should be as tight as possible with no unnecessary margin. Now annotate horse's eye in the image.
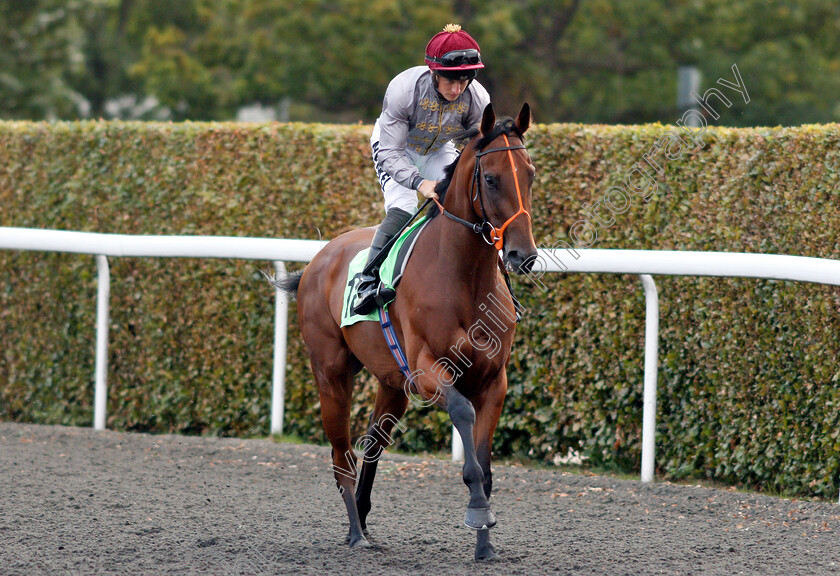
[484,175,497,188]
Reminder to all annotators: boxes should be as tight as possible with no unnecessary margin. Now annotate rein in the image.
[433,134,530,251]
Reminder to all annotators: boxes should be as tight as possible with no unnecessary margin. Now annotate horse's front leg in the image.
[470,373,508,561]
[446,387,495,530]
[411,348,497,559]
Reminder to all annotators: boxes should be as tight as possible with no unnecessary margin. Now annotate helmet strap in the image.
[431,72,449,101]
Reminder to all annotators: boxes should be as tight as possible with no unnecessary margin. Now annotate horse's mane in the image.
[427,117,525,220]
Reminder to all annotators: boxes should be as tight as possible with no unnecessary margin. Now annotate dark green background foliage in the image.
[1,120,839,498]
[3,1,840,125]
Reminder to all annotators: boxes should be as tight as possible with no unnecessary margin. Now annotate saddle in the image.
[340,217,431,327]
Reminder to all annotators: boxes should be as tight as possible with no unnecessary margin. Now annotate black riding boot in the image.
[352,208,413,315]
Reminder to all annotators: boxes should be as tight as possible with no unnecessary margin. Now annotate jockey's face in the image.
[434,73,470,101]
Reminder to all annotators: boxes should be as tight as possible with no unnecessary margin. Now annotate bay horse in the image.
[281,103,536,561]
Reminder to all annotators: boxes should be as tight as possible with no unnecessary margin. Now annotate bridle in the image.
[433,133,531,251]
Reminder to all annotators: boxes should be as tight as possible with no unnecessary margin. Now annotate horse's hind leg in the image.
[355,381,409,532]
[311,354,370,549]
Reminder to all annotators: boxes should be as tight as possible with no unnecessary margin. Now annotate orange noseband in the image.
[431,133,531,252]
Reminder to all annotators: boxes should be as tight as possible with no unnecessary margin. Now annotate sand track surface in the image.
[2,423,839,575]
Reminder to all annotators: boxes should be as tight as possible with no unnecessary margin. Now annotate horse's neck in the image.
[425,204,514,340]
[434,165,500,290]
[433,220,497,281]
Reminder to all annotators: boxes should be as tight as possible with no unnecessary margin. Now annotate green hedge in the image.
[1,120,839,498]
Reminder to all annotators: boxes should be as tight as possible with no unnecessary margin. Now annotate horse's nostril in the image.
[519,256,537,274]
[518,255,536,274]
[505,250,534,275]
[505,250,537,274]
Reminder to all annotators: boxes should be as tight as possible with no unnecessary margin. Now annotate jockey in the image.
[352,23,491,315]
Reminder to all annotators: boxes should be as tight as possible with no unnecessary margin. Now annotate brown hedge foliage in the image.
[1,120,839,498]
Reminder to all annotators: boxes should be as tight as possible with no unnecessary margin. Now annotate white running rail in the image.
[0,227,326,438]
[4,226,840,483]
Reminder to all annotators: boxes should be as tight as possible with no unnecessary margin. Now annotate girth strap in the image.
[379,306,413,382]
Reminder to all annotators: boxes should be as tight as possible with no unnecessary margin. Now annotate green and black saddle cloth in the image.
[341,216,431,327]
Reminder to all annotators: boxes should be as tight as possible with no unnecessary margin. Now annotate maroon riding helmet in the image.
[425,24,484,81]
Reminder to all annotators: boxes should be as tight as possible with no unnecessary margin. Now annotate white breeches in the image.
[370,119,459,214]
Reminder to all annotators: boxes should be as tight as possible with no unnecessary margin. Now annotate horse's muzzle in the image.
[504,248,537,275]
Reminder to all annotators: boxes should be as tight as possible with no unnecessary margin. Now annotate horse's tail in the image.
[261,268,304,299]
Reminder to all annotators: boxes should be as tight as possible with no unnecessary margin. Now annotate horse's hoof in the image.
[476,550,501,562]
[345,529,370,545]
[349,536,372,549]
[464,507,496,530]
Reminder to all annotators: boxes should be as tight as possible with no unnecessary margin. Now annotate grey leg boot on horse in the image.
[352,207,413,316]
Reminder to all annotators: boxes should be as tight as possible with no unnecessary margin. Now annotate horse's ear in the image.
[480,103,496,136]
[515,103,531,135]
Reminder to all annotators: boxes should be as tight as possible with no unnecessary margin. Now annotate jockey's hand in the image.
[417,180,439,200]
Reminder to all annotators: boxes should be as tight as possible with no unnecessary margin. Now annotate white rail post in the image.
[270,261,288,436]
[638,274,660,483]
[452,426,464,462]
[93,255,110,430]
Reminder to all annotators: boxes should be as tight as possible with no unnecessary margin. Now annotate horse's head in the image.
[467,103,538,274]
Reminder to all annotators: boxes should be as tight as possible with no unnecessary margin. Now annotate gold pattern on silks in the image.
[418,98,436,111]
[418,99,468,114]
[407,136,446,155]
[412,123,462,139]
[406,136,433,153]
[415,122,440,133]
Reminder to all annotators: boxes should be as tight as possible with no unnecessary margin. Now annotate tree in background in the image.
[0,0,838,125]
[0,0,107,119]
